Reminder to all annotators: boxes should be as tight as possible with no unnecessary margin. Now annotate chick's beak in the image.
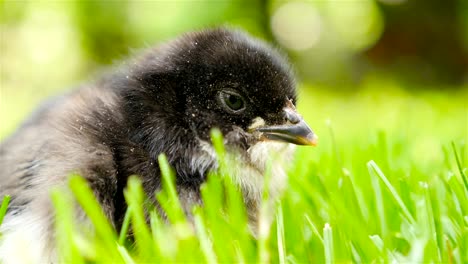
[256,105,318,146]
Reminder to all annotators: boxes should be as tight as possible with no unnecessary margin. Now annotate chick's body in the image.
[0,28,316,262]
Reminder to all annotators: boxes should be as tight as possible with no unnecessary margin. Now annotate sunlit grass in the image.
[0,195,10,228]
[0,85,467,262]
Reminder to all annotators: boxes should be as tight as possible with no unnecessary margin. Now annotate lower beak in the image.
[256,107,318,146]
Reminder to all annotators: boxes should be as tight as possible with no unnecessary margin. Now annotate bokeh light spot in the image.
[326,0,384,52]
[271,2,322,51]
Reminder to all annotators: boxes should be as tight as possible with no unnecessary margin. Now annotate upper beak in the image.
[256,104,318,146]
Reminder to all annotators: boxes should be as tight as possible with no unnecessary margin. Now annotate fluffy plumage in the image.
[0,28,316,262]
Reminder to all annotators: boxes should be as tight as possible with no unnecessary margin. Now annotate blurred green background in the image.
[1,2,467,262]
[0,0,467,140]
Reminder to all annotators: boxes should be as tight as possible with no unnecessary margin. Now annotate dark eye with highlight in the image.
[219,90,246,112]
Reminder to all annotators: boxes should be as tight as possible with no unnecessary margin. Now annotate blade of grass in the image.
[323,223,334,264]
[349,242,362,263]
[158,154,186,223]
[124,176,153,259]
[233,240,246,264]
[429,177,446,262]
[68,176,118,247]
[118,205,133,244]
[209,128,252,261]
[451,142,468,192]
[0,195,10,227]
[257,207,270,264]
[369,234,384,252]
[277,203,286,264]
[367,160,416,224]
[149,210,175,260]
[370,170,387,237]
[346,171,370,223]
[149,210,161,240]
[193,208,217,264]
[51,189,82,263]
[210,128,227,178]
[423,182,442,262]
[305,215,324,245]
[117,245,135,264]
[258,157,274,263]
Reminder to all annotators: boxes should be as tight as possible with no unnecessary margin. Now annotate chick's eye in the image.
[225,94,243,110]
[219,91,246,112]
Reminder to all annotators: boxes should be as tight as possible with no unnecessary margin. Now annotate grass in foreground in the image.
[1,86,467,263]
[56,132,468,262]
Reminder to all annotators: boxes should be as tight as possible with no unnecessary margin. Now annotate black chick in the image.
[0,28,317,262]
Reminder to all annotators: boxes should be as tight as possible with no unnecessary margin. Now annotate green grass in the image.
[0,82,467,262]
[0,195,10,228]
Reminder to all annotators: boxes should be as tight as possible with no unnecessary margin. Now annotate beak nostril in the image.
[256,118,317,146]
[284,107,301,124]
